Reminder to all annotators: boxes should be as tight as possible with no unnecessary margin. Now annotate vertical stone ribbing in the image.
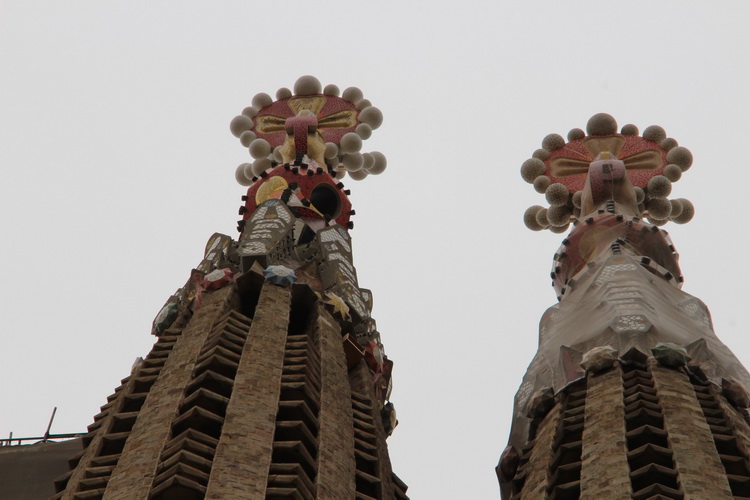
[519,405,561,500]
[59,373,138,500]
[315,309,356,499]
[719,396,750,454]
[103,286,235,500]
[204,282,291,499]
[651,362,733,499]
[693,385,750,497]
[580,366,630,499]
[349,361,396,498]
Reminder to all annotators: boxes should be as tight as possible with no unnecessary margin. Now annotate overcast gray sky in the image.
[2,1,750,498]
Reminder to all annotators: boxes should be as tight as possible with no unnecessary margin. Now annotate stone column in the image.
[205,282,292,499]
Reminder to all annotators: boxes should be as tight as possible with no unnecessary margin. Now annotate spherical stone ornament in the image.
[669,199,683,218]
[276,87,292,100]
[242,162,255,179]
[535,207,549,227]
[524,205,545,231]
[340,132,363,154]
[348,168,368,181]
[568,128,585,141]
[362,152,375,172]
[323,84,340,96]
[293,75,322,95]
[672,198,694,223]
[660,137,678,151]
[240,130,257,148]
[542,133,565,152]
[356,123,372,139]
[666,146,693,171]
[343,152,364,171]
[634,186,645,204]
[533,148,550,161]
[342,86,364,104]
[368,151,387,175]
[547,204,572,226]
[534,175,551,194]
[252,92,273,110]
[621,124,639,136]
[356,99,372,111]
[663,164,682,182]
[251,158,272,176]
[235,163,253,186]
[230,115,254,138]
[545,183,569,206]
[647,197,672,219]
[249,138,272,159]
[273,146,284,163]
[359,106,383,129]
[242,106,259,118]
[647,175,672,199]
[586,113,617,136]
[324,142,339,159]
[642,125,667,143]
[521,158,546,183]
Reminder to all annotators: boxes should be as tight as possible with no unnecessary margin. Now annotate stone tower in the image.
[499,114,750,499]
[51,76,408,500]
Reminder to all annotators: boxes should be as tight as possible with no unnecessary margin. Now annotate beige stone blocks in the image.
[651,362,733,499]
[104,286,234,500]
[205,282,291,500]
[580,367,631,499]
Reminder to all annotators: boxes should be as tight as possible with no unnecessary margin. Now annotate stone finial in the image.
[526,387,555,419]
[232,76,386,185]
[263,265,297,286]
[521,113,695,231]
[652,342,691,368]
[723,378,750,409]
[580,345,618,373]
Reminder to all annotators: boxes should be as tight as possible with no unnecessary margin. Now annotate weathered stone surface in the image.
[349,361,397,497]
[580,345,618,374]
[717,390,750,470]
[722,378,750,409]
[580,366,630,499]
[315,308,356,499]
[105,285,235,500]
[205,282,291,500]
[651,361,733,499]
[519,404,561,499]
[652,342,690,368]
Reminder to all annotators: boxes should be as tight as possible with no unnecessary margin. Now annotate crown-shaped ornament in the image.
[231,75,386,186]
[522,113,695,233]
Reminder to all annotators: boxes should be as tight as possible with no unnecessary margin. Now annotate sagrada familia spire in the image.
[498,114,750,499]
[48,76,408,500]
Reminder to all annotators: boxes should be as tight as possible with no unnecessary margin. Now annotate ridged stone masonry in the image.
[51,76,407,500]
[499,114,750,499]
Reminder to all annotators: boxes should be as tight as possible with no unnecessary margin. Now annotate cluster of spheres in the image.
[522,113,695,233]
[231,75,386,185]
